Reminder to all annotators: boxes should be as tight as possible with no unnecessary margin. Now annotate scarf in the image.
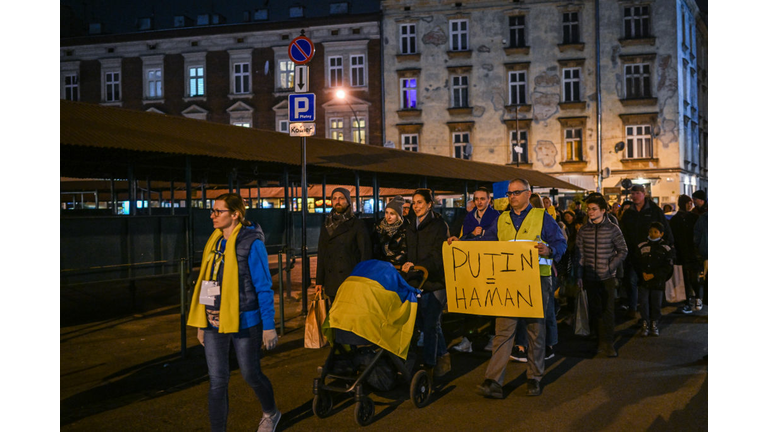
[377,216,403,237]
[187,223,242,333]
[325,206,353,235]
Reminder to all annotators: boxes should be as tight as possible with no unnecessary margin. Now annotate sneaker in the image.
[650,321,660,337]
[526,379,542,396]
[452,337,473,353]
[417,332,424,347]
[510,345,527,363]
[677,305,693,314]
[476,379,503,399]
[545,345,555,360]
[435,353,451,377]
[484,336,495,352]
[694,298,703,311]
[640,321,649,337]
[258,409,281,432]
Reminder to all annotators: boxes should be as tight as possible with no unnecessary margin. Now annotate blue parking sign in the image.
[289,94,315,122]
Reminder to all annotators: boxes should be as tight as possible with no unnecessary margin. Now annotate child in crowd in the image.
[635,222,675,336]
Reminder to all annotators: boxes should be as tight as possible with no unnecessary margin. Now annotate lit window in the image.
[565,128,583,161]
[278,60,295,90]
[352,117,366,144]
[350,55,365,87]
[402,134,419,151]
[189,67,205,97]
[147,69,162,98]
[400,78,418,109]
[626,125,653,158]
[329,118,344,141]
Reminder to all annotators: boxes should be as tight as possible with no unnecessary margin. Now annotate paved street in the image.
[61,266,707,431]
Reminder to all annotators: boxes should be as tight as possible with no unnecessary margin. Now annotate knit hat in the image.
[386,196,405,219]
[331,187,352,208]
[692,190,707,201]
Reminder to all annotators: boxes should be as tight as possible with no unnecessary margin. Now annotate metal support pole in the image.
[228,170,235,194]
[595,0,604,193]
[515,105,521,168]
[128,165,136,216]
[283,168,292,298]
[147,177,152,216]
[322,175,326,213]
[180,258,187,359]
[278,251,285,336]
[111,177,117,215]
[257,184,261,208]
[185,156,193,265]
[355,171,361,213]
[170,179,175,215]
[373,173,380,221]
[301,136,309,316]
[464,181,469,209]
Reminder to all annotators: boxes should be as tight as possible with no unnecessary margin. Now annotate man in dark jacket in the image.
[619,184,674,320]
[669,194,702,313]
[691,190,707,216]
[315,187,372,300]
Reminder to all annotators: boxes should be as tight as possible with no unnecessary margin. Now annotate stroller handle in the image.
[394,265,429,291]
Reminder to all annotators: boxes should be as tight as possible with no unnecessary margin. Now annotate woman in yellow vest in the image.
[188,193,281,432]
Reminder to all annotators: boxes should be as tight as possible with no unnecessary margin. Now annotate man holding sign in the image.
[476,178,566,397]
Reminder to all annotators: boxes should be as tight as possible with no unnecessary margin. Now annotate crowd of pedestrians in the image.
[187,180,708,428]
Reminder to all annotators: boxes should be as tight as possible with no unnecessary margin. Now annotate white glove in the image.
[197,328,205,346]
[263,329,278,350]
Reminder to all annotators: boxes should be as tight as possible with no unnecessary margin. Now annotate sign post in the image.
[288,31,316,315]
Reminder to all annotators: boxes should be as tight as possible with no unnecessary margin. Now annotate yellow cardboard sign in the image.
[442,241,544,318]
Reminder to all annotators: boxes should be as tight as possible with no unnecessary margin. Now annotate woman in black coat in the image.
[373,196,408,267]
[401,189,451,378]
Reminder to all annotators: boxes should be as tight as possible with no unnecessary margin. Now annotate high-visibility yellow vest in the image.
[497,207,552,276]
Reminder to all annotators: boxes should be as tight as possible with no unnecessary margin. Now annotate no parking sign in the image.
[288,36,315,65]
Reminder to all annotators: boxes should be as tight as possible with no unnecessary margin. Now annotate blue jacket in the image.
[461,206,500,241]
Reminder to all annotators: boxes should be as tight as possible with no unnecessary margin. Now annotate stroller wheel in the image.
[312,391,333,418]
[354,396,375,426]
[410,369,432,408]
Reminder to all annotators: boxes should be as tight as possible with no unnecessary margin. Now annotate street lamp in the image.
[335,89,362,144]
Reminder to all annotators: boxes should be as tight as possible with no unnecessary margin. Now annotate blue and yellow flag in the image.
[324,260,420,359]
[493,180,510,211]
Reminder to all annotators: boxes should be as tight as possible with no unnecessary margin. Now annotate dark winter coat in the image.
[316,216,372,297]
[669,210,700,266]
[620,198,675,260]
[405,210,450,292]
[575,216,628,282]
[373,219,408,267]
[634,239,675,291]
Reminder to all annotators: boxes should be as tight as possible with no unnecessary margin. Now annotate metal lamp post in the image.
[335,90,362,144]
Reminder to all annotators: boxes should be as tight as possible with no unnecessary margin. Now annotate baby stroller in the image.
[312,260,432,426]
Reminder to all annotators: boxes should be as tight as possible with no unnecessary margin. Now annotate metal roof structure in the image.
[60,100,584,193]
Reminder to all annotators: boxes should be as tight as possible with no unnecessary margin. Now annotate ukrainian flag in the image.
[493,180,510,211]
[324,260,420,359]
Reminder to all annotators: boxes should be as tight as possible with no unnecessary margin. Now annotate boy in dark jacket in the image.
[635,222,674,336]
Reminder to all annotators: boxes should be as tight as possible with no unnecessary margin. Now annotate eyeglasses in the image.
[210,209,231,217]
[506,189,529,197]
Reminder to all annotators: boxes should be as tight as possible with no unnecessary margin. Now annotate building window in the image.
[329,56,343,87]
[278,60,295,90]
[105,71,120,102]
[452,75,469,108]
[352,117,366,144]
[146,69,163,98]
[400,23,417,54]
[563,12,580,44]
[400,78,418,109]
[626,125,653,158]
[233,122,251,128]
[65,74,79,101]
[562,68,581,102]
[508,71,526,105]
[189,67,205,96]
[449,19,469,51]
[565,128,583,161]
[234,62,250,94]
[329,118,344,141]
[402,134,419,151]
[453,132,471,160]
[330,2,348,15]
[624,5,650,39]
[625,63,651,99]
[350,55,365,87]
[278,120,289,133]
[289,7,304,18]
[509,16,526,48]
[510,130,528,163]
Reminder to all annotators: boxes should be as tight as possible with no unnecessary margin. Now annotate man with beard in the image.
[315,187,372,301]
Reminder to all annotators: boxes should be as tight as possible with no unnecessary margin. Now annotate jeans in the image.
[485,276,551,383]
[682,264,703,301]
[638,286,664,322]
[627,265,639,311]
[584,278,617,350]
[417,290,447,367]
[204,324,276,432]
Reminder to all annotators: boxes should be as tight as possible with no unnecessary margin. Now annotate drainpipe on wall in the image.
[380,13,386,148]
[595,0,603,193]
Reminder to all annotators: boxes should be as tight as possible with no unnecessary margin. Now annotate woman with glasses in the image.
[187,193,281,432]
[401,188,452,379]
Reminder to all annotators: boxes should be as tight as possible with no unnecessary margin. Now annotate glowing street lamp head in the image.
[335,89,346,100]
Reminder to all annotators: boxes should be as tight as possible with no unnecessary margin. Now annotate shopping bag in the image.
[665,265,686,303]
[304,290,329,348]
[574,288,590,336]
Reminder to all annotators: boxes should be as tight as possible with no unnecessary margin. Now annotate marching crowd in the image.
[186,179,708,429]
